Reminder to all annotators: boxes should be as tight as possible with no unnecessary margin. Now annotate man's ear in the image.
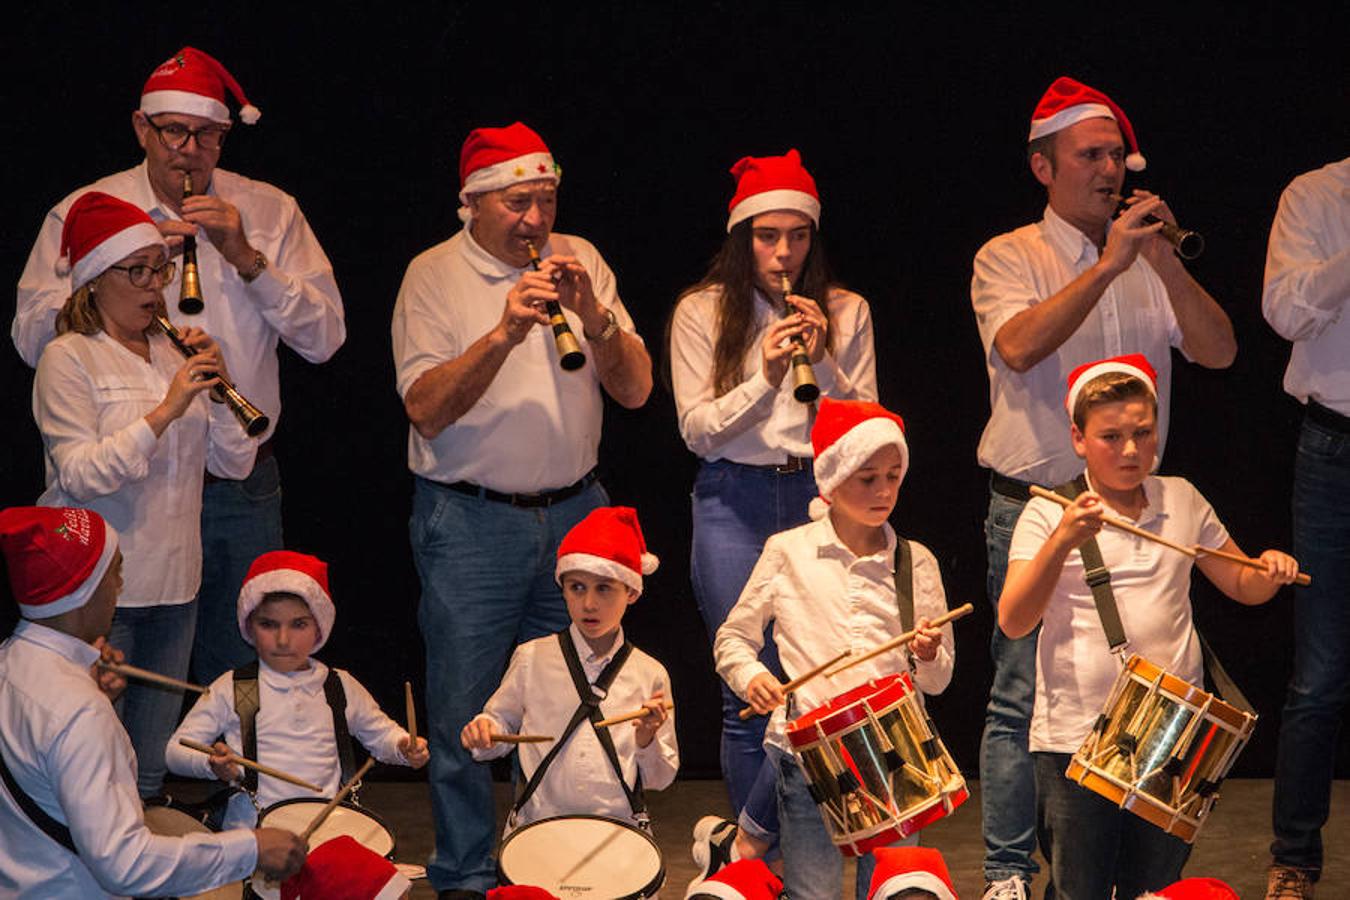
[1030,151,1054,188]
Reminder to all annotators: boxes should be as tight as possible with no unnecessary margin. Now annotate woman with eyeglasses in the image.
[32,192,257,798]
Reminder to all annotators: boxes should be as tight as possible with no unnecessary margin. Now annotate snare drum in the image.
[785,673,967,856]
[498,815,664,899]
[1066,653,1256,843]
[249,798,397,900]
[143,801,243,900]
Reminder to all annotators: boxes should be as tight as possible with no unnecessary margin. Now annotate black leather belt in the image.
[744,456,812,474]
[1307,399,1350,435]
[990,471,1033,502]
[204,437,274,485]
[442,468,599,508]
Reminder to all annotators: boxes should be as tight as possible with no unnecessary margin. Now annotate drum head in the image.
[257,798,396,857]
[144,804,210,838]
[498,815,664,899]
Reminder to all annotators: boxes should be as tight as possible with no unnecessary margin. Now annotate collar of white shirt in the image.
[812,514,899,571]
[1041,203,1112,267]
[13,619,101,670]
[567,623,626,677]
[1083,471,1167,527]
[459,224,529,281]
[256,657,329,694]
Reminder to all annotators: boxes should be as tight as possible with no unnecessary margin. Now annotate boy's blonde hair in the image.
[1071,371,1158,430]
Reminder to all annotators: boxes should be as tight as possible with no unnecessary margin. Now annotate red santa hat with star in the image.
[1029,76,1146,172]
[141,46,260,125]
[457,122,561,222]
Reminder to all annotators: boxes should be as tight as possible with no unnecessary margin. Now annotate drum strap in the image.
[0,740,77,854]
[511,632,645,823]
[233,660,357,793]
[893,537,914,633]
[1055,476,1129,654]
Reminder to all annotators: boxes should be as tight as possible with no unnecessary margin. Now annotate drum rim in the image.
[786,672,914,747]
[256,796,397,859]
[1123,654,1255,733]
[496,813,665,899]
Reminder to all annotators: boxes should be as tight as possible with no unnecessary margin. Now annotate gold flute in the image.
[177,173,205,314]
[1110,193,1205,260]
[525,241,586,371]
[154,313,269,437]
[780,272,819,403]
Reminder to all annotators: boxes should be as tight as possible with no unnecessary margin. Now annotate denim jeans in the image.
[773,745,916,900]
[1035,752,1189,899]
[979,485,1041,882]
[413,477,606,892]
[192,454,284,684]
[109,600,198,798]
[1271,415,1350,875]
[691,460,815,822]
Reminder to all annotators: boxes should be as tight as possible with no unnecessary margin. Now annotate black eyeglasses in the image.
[143,115,230,151]
[106,261,178,288]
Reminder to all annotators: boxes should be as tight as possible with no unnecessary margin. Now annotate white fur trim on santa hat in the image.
[727,188,821,232]
[457,151,560,221]
[555,552,656,596]
[141,89,231,124]
[1065,359,1157,416]
[813,416,908,500]
[20,523,119,620]
[373,871,413,900]
[871,872,957,900]
[69,221,167,290]
[1027,102,1114,142]
[237,568,336,652]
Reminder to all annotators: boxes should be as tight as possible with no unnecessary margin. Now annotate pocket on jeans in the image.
[692,461,729,499]
[1298,422,1346,462]
[238,457,280,502]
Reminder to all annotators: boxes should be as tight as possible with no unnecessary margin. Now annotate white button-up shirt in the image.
[1262,157,1350,415]
[669,285,877,463]
[1009,474,1230,753]
[33,331,256,607]
[391,229,640,493]
[0,621,257,898]
[715,517,954,753]
[470,626,678,833]
[972,205,1185,485]
[166,659,414,829]
[15,163,346,449]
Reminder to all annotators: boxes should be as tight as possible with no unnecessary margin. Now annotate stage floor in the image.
[339,778,1350,898]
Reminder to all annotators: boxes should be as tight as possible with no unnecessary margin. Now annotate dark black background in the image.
[2,2,1347,780]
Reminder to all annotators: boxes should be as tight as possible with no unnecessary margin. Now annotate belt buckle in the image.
[774,457,805,474]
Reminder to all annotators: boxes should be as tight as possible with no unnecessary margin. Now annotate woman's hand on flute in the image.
[760,318,807,387]
[745,672,786,716]
[88,637,127,701]
[208,741,242,783]
[399,734,431,769]
[909,617,943,662]
[784,293,827,363]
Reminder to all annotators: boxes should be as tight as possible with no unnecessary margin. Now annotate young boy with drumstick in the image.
[460,506,678,836]
[713,398,954,900]
[998,354,1299,897]
[165,551,429,829]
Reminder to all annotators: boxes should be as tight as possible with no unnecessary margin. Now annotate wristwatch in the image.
[239,250,268,283]
[587,307,620,342]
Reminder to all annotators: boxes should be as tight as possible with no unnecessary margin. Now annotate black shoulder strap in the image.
[233,660,261,793]
[0,741,77,854]
[323,669,357,784]
[511,632,644,820]
[893,537,914,632]
[1055,476,1129,654]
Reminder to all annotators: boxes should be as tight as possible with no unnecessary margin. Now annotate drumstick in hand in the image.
[825,603,975,679]
[594,700,675,729]
[1028,485,1311,586]
[177,738,324,792]
[737,649,851,720]
[299,757,376,843]
[404,681,417,743]
[100,661,209,695]
[491,733,555,744]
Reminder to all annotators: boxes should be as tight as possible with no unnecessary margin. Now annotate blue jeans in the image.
[109,601,198,798]
[192,454,284,684]
[691,460,815,820]
[773,745,915,900]
[1271,415,1350,875]
[413,477,607,892]
[979,485,1041,882]
[1035,752,1189,899]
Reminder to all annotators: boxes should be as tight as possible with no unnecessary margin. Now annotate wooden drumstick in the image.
[491,733,555,744]
[404,681,417,743]
[1028,486,1311,586]
[299,757,376,843]
[593,700,675,729]
[177,738,324,792]
[100,661,209,695]
[737,649,851,720]
[825,603,975,679]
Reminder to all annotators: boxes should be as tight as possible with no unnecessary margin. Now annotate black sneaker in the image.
[685,815,739,897]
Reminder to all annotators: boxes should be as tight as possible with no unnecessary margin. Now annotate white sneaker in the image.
[982,876,1030,900]
[685,815,740,897]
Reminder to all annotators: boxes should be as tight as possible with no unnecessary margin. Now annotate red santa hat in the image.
[1064,353,1159,417]
[280,835,410,900]
[487,888,561,900]
[809,398,909,519]
[555,506,659,596]
[237,551,336,652]
[1137,877,1239,900]
[141,46,260,125]
[688,859,783,900]
[0,506,119,620]
[1029,76,1146,172]
[458,122,561,221]
[56,192,167,289]
[867,847,957,900]
[726,149,821,232]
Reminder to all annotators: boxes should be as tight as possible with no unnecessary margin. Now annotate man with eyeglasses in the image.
[391,121,651,898]
[14,47,345,700]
